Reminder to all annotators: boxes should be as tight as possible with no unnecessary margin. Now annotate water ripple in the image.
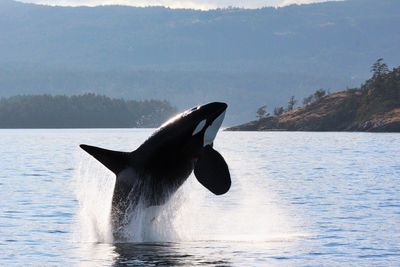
[0,130,399,266]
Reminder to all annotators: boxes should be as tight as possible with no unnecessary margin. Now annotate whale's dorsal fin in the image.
[80,144,130,175]
[194,145,231,195]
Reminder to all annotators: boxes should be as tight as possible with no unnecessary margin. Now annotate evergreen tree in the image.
[256,105,269,119]
[287,96,297,111]
[314,89,326,101]
[273,106,285,116]
[371,58,389,78]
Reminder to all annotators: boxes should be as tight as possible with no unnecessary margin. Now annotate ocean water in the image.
[0,129,399,266]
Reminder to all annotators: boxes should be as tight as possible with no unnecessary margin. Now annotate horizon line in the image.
[15,0,344,11]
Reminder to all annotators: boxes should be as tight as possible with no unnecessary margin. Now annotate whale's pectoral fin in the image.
[194,145,231,195]
[80,144,130,174]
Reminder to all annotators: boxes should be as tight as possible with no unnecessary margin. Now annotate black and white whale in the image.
[80,102,230,234]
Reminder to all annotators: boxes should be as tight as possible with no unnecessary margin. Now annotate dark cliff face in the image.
[227,93,400,132]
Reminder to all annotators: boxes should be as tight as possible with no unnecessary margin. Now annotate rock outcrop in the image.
[227,92,400,132]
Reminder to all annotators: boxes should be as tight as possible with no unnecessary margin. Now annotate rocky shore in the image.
[227,92,400,132]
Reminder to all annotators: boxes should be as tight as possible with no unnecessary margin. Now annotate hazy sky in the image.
[19,0,342,10]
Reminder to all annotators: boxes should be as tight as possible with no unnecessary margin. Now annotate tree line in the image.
[0,94,177,128]
[256,89,329,119]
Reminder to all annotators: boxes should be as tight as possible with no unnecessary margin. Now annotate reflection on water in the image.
[75,241,233,266]
[113,243,184,266]
[112,242,230,267]
[75,237,305,266]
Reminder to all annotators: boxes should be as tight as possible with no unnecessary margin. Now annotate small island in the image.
[227,60,400,132]
[0,94,177,128]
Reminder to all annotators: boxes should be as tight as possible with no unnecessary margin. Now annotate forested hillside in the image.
[0,94,177,128]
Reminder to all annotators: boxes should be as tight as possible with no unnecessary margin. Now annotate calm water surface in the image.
[0,129,399,266]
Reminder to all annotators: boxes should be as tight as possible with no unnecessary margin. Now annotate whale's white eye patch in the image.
[192,120,206,136]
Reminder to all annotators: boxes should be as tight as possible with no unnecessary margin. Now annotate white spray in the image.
[72,138,300,244]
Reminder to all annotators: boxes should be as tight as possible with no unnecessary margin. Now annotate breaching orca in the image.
[80,102,230,234]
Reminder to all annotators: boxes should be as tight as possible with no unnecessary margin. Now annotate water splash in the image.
[72,151,188,243]
[72,152,114,243]
[171,174,299,242]
[72,150,300,244]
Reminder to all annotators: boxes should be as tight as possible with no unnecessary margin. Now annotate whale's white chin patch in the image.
[204,111,225,146]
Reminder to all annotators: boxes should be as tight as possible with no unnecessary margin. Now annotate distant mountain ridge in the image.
[2,0,399,71]
[0,0,399,124]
